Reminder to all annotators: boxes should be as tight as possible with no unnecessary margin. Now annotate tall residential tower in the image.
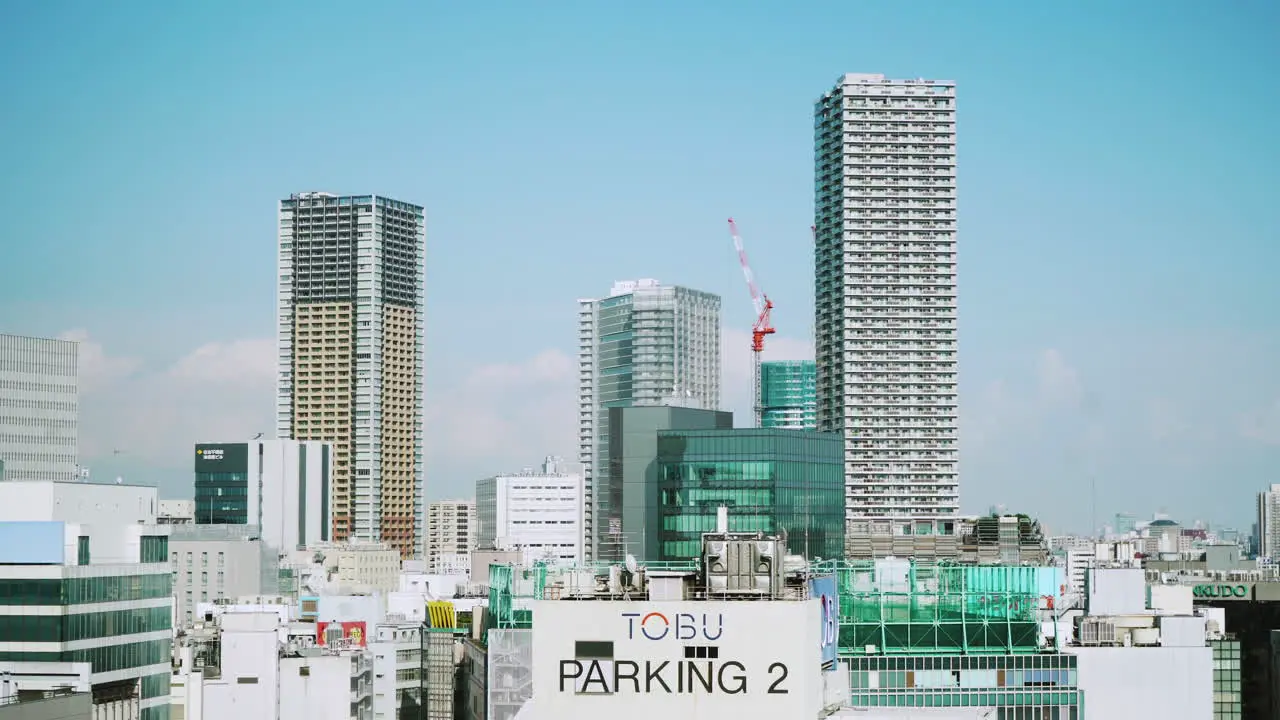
[814,74,959,540]
[577,279,720,560]
[277,192,425,558]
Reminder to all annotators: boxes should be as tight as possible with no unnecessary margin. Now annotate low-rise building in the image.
[174,611,372,720]
[426,501,476,574]
[0,481,173,720]
[170,525,278,627]
[476,457,582,567]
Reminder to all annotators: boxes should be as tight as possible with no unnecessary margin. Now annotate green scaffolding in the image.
[486,564,544,635]
[486,559,1054,656]
[814,560,1051,655]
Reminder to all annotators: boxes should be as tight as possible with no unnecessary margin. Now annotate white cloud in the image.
[70,332,275,491]
[168,339,275,383]
[57,328,142,391]
[1240,397,1280,446]
[963,349,1086,449]
[1036,349,1083,408]
[426,349,577,495]
[465,349,574,389]
[70,328,581,500]
[1146,397,1189,442]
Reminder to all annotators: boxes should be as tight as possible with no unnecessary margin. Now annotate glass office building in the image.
[760,360,817,430]
[603,406,732,562]
[194,443,251,525]
[0,482,174,720]
[654,428,843,561]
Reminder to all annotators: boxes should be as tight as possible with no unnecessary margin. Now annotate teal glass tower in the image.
[760,360,817,430]
[654,428,843,561]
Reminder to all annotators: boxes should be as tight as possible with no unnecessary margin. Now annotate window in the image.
[140,536,168,564]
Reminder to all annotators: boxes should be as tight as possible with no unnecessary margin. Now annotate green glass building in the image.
[602,406,732,562]
[194,442,251,525]
[653,428,843,561]
[760,360,817,430]
[0,489,173,720]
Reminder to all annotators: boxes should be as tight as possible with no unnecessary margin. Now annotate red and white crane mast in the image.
[727,217,776,428]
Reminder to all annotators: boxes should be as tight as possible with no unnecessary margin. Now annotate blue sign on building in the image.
[810,574,839,669]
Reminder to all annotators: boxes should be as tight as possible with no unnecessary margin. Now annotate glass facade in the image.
[0,568,172,717]
[760,361,817,430]
[1211,637,1242,719]
[140,535,168,564]
[0,573,171,605]
[654,428,843,561]
[815,561,1052,655]
[0,605,170,642]
[844,654,1082,716]
[194,470,249,524]
[0,638,172,671]
[601,406,732,562]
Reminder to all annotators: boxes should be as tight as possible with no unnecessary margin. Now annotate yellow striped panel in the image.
[427,600,457,629]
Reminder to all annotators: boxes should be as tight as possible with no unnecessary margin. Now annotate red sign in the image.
[316,621,367,647]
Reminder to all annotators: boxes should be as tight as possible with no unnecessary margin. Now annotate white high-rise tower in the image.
[814,74,959,540]
[1257,485,1280,560]
[577,280,721,560]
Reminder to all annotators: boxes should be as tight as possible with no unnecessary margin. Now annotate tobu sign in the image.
[621,611,723,641]
[533,600,824,720]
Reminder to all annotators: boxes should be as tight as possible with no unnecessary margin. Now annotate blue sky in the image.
[1,1,1277,533]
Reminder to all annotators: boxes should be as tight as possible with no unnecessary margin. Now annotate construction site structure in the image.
[726,217,775,428]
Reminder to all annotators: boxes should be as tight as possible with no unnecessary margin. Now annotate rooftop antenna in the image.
[621,554,639,601]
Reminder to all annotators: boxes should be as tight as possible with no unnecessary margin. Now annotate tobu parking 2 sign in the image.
[532,599,824,720]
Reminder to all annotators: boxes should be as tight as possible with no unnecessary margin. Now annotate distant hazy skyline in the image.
[0,1,1276,534]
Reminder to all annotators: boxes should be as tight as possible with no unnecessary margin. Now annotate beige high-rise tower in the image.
[277,192,425,558]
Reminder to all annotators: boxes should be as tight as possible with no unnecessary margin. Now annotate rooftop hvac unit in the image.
[703,535,783,596]
[322,624,346,647]
[1078,618,1117,646]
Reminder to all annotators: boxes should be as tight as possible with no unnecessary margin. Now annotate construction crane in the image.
[727,217,775,428]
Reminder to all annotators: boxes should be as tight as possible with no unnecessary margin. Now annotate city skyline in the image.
[0,1,1277,534]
